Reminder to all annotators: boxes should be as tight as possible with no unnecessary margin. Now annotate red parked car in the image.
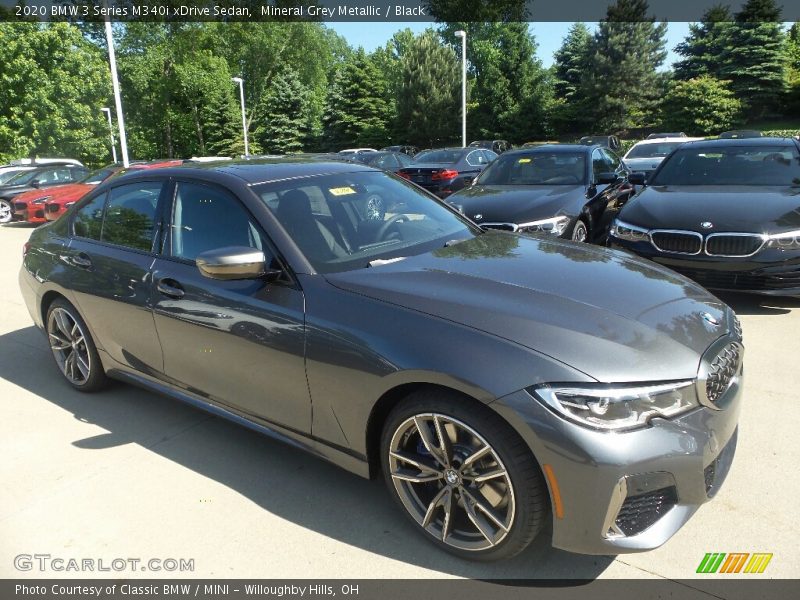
[41,160,182,223]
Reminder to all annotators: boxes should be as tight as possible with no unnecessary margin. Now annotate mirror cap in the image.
[596,172,619,185]
[628,172,647,185]
[196,246,267,280]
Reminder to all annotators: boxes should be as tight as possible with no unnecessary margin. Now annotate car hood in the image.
[621,185,800,232]
[325,232,728,382]
[451,185,585,223]
[624,157,665,172]
[14,183,91,203]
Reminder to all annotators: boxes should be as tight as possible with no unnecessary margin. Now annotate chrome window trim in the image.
[649,229,704,255]
[704,232,767,258]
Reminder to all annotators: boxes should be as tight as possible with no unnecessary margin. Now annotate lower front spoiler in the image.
[492,381,742,555]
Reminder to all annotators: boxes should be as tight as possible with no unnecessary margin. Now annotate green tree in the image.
[440,22,552,141]
[551,22,593,134]
[786,23,800,114]
[395,30,460,147]
[0,22,111,165]
[582,0,668,132]
[254,68,312,154]
[720,0,787,118]
[673,5,734,81]
[660,76,742,135]
[322,49,391,150]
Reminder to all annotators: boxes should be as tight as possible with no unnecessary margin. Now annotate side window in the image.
[483,150,498,163]
[170,181,266,262]
[72,193,107,240]
[466,151,483,167]
[603,149,622,172]
[102,181,163,252]
[592,149,609,179]
[34,169,59,184]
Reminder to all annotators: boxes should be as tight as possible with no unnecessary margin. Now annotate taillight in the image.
[397,171,412,180]
[432,169,458,181]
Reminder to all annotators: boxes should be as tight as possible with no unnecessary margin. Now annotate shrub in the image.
[659,76,742,136]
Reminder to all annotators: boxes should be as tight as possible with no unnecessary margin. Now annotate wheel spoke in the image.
[391,468,442,484]
[64,350,75,379]
[461,489,498,545]
[390,450,440,475]
[413,415,447,468]
[75,354,90,380]
[440,487,454,541]
[421,486,450,528]
[433,415,453,467]
[471,468,507,483]
[461,444,491,469]
[461,487,510,533]
[54,310,73,339]
[48,332,71,350]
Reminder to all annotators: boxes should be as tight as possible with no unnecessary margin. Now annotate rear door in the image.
[65,179,167,375]
[150,179,309,432]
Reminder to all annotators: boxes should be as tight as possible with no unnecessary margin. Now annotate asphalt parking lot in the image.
[1,222,798,584]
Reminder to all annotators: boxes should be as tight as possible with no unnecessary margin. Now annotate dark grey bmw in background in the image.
[20,159,742,560]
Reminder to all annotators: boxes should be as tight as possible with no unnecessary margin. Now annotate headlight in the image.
[517,215,571,236]
[531,381,697,431]
[610,219,650,242]
[766,229,800,250]
[32,196,51,205]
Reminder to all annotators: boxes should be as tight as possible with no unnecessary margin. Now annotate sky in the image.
[328,22,693,70]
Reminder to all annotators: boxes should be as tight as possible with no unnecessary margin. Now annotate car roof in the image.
[110,158,377,186]
[679,137,798,148]
[633,137,704,145]
[503,144,590,154]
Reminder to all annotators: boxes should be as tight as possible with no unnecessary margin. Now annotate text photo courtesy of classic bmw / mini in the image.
[2,0,800,596]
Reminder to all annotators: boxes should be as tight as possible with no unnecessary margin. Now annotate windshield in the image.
[4,169,41,185]
[353,153,384,165]
[651,145,800,186]
[626,142,684,159]
[477,152,586,185]
[413,150,462,164]
[80,169,115,185]
[254,171,477,274]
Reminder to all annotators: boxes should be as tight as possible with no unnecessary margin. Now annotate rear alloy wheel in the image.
[382,391,547,560]
[0,199,13,224]
[571,218,588,242]
[46,299,107,392]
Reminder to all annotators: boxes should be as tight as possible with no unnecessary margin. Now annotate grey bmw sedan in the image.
[19,159,742,560]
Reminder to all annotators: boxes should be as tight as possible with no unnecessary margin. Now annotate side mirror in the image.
[30,180,41,188]
[628,172,647,185]
[596,172,619,185]
[196,246,271,280]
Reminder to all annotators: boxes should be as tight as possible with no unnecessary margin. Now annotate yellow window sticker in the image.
[329,186,357,196]
[518,158,532,163]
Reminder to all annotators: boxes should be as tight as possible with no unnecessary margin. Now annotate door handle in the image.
[71,253,92,269]
[157,279,185,299]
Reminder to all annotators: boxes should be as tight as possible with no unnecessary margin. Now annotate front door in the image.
[150,179,309,432]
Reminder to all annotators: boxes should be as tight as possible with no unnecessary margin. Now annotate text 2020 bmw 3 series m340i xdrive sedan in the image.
[19,159,742,561]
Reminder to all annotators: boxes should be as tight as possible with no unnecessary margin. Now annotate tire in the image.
[45,298,108,392]
[381,389,548,561]
[0,199,13,224]
[570,218,589,242]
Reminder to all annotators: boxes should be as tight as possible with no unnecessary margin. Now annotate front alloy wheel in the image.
[0,199,13,224]
[382,392,547,560]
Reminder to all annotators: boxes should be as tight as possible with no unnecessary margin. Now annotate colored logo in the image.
[696,552,773,574]
[701,221,714,229]
[701,312,720,326]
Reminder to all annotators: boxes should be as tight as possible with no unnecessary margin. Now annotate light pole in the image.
[100,107,117,164]
[104,19,129,167]
[455,30,467,148]
[232,76,249,157]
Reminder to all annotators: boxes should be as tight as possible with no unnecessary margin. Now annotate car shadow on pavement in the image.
[714,291,800,316]
[0,325,615,580]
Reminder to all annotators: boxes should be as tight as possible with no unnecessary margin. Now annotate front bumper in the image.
[493,355,742,555]
[14,202,47,223]
[610,236,800,295]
